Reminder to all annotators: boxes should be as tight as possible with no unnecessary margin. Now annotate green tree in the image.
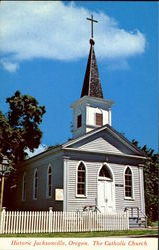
[132,140,158,223]
[0,91,46,166]
[0,91,46,209]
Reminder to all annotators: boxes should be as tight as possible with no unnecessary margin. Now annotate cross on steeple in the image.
[81,15,103,99]
[87,15,98,38]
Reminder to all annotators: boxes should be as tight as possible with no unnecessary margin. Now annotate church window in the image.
[22,172,26,201]
[47,165,52,198]
[33,169,38,200]
[125,167,133,198]
[77,114,82,128]
[96,113,103,126]
[99,165,112,179]
[77,162,86,195]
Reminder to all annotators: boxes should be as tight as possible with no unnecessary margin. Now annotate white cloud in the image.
[0,1,146,72]
[25,144,48,158]
[0,59,19,72]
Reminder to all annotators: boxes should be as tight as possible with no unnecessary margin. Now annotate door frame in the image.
[97,163,116,212]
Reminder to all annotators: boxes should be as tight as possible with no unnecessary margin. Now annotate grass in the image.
[0,229,158,237]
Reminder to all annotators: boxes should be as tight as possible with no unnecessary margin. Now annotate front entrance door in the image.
[98,180,113,213]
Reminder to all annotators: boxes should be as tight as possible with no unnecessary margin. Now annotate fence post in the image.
[125,209,129,230]
[49,207,53,233]
[88,211,92,232]
[0,207,6,234]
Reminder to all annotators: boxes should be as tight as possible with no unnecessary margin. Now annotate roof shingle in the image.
[81,39,103,98]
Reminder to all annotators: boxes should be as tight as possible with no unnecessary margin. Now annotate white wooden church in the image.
[12,20,147,227]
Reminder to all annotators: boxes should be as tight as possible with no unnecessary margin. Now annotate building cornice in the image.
[71,96,114,109]
[63,147,147,160]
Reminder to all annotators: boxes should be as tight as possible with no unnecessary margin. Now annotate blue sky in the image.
[0,1,158,154]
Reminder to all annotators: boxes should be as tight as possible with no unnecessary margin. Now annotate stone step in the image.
[129,217,146,228]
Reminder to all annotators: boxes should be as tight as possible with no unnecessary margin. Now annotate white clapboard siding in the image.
[65,159,143,214]
[0,209,129,234]
[66,160,101,212]
[109,164,142,214]
[78,137,122,154]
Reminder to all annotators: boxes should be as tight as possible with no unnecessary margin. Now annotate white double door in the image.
[97,179,114,213]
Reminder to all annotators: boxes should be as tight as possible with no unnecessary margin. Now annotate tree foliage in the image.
[132,140,158,222]
[0,91,46,165]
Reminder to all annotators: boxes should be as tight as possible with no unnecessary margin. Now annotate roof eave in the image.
[63,147,147,160]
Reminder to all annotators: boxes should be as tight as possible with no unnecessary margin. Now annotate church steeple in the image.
[71,15,113,139]
[81,39,103,99]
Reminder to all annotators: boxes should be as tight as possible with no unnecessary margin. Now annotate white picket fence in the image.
[0,208,129,234]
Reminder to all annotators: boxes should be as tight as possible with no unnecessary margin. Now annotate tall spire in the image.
[81,15,103,99]
[81,39,103,98]
[71,15,113,139]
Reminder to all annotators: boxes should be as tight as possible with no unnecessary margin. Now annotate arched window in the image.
[33,169,38,200]
[77,162,86,195]
[47,165,52,198]
[22,172,26,201]
[125,167,132,198]
[99,165,112,179]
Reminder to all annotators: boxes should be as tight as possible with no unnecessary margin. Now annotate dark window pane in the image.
[48,186,51,197]
[47,167,52,197]
[99,165,112,179]
[77,163,86,195]
[77,114,82,128]
[96,113,103,126]
[125,167,132,197]
[34,170,38,199]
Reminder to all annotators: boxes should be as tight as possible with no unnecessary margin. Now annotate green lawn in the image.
[0,229,158,237]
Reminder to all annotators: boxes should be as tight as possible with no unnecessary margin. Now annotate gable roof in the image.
[24,124,146,164]
[63,124,146,157]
